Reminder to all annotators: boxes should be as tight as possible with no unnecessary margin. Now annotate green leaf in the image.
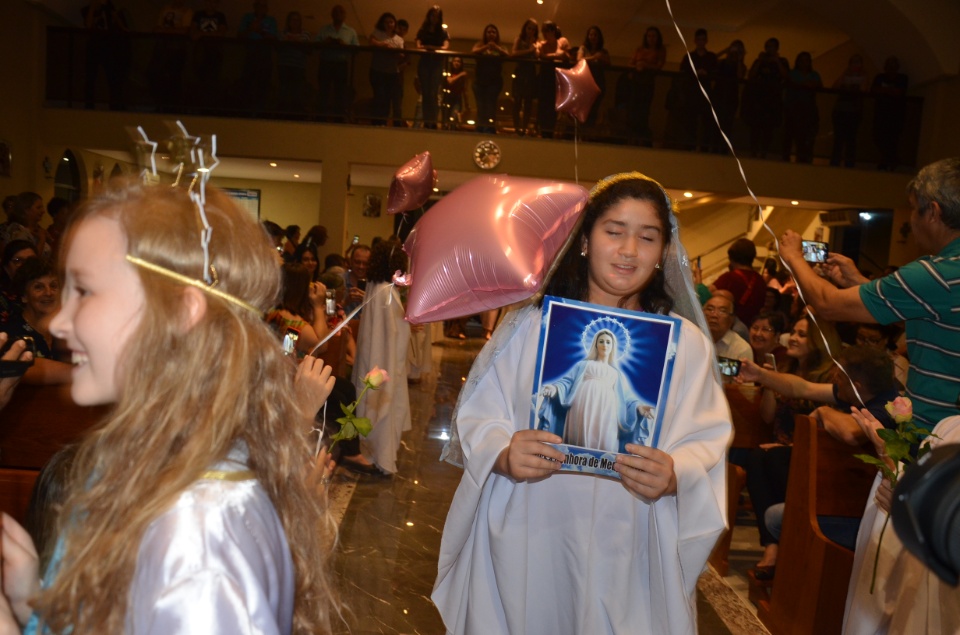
[336,416,350,426]
[854,454,896,482]
[340,421,358,440]
[340,402,355,417]
[885,436,911,462]
[353,417,372,436]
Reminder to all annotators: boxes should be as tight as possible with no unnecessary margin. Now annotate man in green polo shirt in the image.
[779,157,960,431]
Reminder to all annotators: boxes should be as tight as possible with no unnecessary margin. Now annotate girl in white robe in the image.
[433,173,731,634]
[0,183,340,634]
[352,239,412,474]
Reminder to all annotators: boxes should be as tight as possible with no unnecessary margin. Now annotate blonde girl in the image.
[1,182,339,634]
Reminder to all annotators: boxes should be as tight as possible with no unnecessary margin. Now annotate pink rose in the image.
[884,396,913,424]
[364,366,390,389]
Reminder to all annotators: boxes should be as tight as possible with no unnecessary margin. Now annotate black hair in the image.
[284,224,300,240]
[752,310,787,335]
[644,27,664,50]
[418,5,443,35]
[367,239,407,284]
[695,28,707,38]
[583,26,604,52]
[292,241,320,281]
[324,253,346,270]
[518,18,538,44]
[375,12,396,32]
[838,345,897,397]
[13,256,56,298]
[261,220,283,238]
[47,197,70,219]
[542,177,674,314]
[727,238,757,267]
[482,23,500,44]
[3,240,38,270]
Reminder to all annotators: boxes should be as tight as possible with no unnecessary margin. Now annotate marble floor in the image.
[329,333,769,634]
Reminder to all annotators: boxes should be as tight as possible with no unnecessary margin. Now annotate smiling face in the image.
[299,250,318,274]
[350,247,370,280]
[584,197,664,309]
[50,216,146,406]
[786,318,812,361]
[749,318,778,354]
[23,274,60,318]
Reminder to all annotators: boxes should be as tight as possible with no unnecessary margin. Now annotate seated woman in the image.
[1,240,38,323]
[748,310,790,369]
[744,313,840,579]
[7,257,71,385]
[266,263,330,357]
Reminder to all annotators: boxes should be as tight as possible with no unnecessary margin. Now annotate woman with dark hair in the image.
[369,12,405,126]
[748,310,789,368]
[782,51,822,163]
[535,21,570,138]
[292,240,320,282]
[510,18,539,136]
[472,24,509,134]
[1,240,38,322]
[415,5,450,129]
[712,40,747,153]
[7,257,65,361]
[434,173,730,632]
[628,27,666,146]
[266,263,330,356]
[441,56,468,128]
[282,223,300,260]
[576,26,610,130]
[351,239,411,474]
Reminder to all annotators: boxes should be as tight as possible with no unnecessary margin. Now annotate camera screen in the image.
[718,357,741,377]
[802,241,828,263]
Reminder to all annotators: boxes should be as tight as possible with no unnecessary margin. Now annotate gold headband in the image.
[589,171,675,212]
[126,255,261,316]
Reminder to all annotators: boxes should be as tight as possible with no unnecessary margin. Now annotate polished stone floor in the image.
[331,333,768,634]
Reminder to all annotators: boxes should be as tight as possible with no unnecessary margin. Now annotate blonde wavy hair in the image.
[34,182,340,633]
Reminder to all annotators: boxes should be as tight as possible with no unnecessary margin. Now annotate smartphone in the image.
[352,235,360,245]
[802,240,828,263]
[325,290,336,316]
[281,326,300,356]
[764,353,777,372]
[357,278,367,291]
[718,356,742,377]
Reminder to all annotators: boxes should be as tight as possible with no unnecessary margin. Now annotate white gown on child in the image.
[432,306,731,635]
[352,281,411,474]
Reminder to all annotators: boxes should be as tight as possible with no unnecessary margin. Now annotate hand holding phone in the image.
[802,240,828,263]
[717,356,741,377]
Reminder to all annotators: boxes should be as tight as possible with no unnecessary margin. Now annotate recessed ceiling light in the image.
[293,174,300,178]
[441,23,448,29]
[791,200,799,206]
[860,212,873,221]
[62,157,70,162]
[683,192,693,198]
[406,521,414,527]
[269,162,278,167]
[197,167,210,173]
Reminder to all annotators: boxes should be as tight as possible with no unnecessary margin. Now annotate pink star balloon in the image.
[387,151,438,215]
[403,175,588,324]
[555,59,601,124]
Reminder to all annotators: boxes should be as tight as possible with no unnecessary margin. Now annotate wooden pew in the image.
[0,468,40,526]
[1,383,106,470]
[709,383,768,575]
[752,415,877,635]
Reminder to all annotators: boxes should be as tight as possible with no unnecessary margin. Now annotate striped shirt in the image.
[860,237,960,430]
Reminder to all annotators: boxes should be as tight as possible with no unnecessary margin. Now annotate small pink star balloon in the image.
[403,175,588,324]
[555,59,601,124]
[387,151,438,215]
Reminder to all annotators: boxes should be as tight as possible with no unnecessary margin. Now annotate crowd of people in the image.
[1,151,957,633]
[73,2,912,166]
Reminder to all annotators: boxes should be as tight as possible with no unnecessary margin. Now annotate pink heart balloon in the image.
[403,175,588,324]
[387,151,437,215]
[555,59,601,124]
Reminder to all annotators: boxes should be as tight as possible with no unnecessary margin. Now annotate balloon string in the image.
[307,283,395,357]
[574,119,580,185]
[663,0,864,407]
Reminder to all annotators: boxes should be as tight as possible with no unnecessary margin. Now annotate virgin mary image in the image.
[538,326,653,452]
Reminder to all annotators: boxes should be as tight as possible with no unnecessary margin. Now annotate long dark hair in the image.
[644,26,664,50]
[419,4,443,35]
[543,177,674,314]
[292,241,320,281]
[367,239,408,284]
[375,12,396,32]
[518,18,538,44]
[583,26,604,53]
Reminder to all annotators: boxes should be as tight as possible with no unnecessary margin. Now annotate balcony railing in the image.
[45,27,923,168]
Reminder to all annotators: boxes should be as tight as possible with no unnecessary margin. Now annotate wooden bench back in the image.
[724,383,768,449]
[757,415,877,635]
[1,383,106,469]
